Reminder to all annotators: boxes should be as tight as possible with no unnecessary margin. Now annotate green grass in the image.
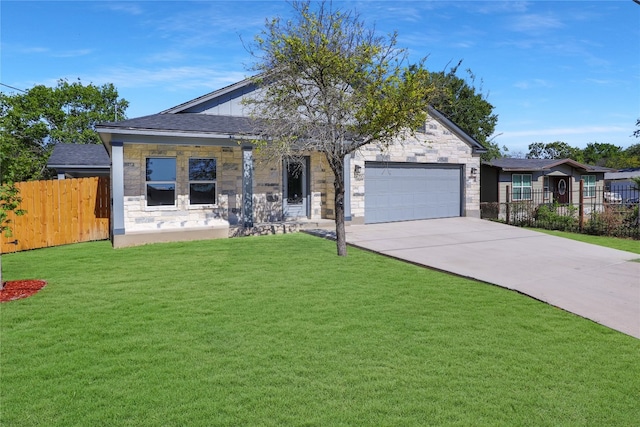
[1,234,639,426]
[531,228,640,255]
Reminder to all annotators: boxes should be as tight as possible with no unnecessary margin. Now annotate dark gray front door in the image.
[283,158,309,219]
[365,162,462,224]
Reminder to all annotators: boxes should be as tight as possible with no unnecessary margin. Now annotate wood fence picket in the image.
[1,177,110,253]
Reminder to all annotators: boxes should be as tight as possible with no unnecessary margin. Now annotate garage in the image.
[364,162,462,224]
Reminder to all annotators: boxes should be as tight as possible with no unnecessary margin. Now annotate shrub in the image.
[534,203,578,231]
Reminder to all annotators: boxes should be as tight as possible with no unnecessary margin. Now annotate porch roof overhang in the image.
[96,113,261,152]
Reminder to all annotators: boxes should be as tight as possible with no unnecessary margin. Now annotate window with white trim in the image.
[189,158,217,205]
[543,176,550,201]
[146,157,176,206]
[512,174,532,201]
[581,175,596,198]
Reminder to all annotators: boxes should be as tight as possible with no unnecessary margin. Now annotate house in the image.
[480,158,611,219]
[47,143,111,179]
[96,77,486,248]
[605,167,640,201]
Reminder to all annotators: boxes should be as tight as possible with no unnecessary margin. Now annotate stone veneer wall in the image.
[252,151,334,222]
[310,152,334,220]
[122,145,335,233]
[252,156,283,223]
[349,116,482,222]
[120,118,478,235]
[123,144,237,232]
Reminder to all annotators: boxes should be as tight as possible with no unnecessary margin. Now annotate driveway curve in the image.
[344,217,640,339]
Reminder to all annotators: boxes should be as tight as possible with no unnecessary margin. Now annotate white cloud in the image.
[502,125,628,138]
[100,3,144,16]
[14,45,92,58]
[20,46,49,54]
[513,79,553,89]
[51,49,94,58]
[508,13,564,34]
[80,66,249,91]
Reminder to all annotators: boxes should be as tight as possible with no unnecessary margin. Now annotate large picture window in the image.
[146,158,176,206]
[189,158,216,205]
[581,175,596,198]
[512,174,532,201]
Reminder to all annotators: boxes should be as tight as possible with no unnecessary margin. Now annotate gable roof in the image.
[97,76,486,154]
[161,77,256,114]
[47,143,110,169]
[483,158,611,173]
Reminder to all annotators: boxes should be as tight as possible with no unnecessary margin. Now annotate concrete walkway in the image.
[342,217,640,339]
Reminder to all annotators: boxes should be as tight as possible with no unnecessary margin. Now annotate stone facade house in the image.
[96,78,486,248]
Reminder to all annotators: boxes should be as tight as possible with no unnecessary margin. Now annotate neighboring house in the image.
[481,158,611,218]
[47,143,111,179]
[605,167,640,199]
[96,77,486,248]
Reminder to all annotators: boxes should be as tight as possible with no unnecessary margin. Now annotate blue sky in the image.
[1,1,639,154]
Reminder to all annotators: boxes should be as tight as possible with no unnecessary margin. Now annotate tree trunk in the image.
[334,184,347,256]
[332,158,348,256]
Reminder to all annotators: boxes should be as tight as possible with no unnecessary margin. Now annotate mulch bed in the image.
[0,280,47,302]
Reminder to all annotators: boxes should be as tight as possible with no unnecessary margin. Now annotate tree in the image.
[581,142,622,167]
[425,62,500,161]
[0,79,128,182]
[246,0,435,256]
[0,183,25,287]
[633,118,639,138]
[526,141,581,160]
[605,143,640,169]
[625,143,640,157]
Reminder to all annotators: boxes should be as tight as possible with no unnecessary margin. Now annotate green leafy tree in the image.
[0,79,128,182]
[605,143,640,169]
[625,143,640,157]
[526,141,582,160]
[425,62,500,161]
[582,142,622,167]
[0,183,25,287]
[633,118,639,138]
[246,0,436,256]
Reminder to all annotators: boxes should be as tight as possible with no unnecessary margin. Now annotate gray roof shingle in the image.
[97,113,258,135]
[47,143,110,167]
[484,157,611,172]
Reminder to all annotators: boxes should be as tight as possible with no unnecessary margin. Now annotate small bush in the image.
[586,205,640,238]
[534,203,578,231]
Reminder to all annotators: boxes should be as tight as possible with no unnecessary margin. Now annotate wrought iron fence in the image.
[481,186,639,239]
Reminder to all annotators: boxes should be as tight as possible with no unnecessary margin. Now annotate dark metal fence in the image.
[481,186,639,239]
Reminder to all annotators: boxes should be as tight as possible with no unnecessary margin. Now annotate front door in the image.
[552,177,570,204]
[283,158,309,219]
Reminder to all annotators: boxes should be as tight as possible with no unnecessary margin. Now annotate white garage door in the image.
[365,162,462,224]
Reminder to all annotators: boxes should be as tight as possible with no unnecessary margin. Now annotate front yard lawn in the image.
[531,228,640,255]
[1,234,638,426]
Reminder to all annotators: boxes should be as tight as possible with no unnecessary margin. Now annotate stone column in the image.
[242,147,254,227]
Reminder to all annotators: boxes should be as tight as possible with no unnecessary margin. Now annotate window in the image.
[543,176,550,201]
[512,174,532,201]
[189,158,216,205]
[582,175,596,198]
[146,158,176,206]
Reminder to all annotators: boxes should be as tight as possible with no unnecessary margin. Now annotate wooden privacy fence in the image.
[1,177,110,254]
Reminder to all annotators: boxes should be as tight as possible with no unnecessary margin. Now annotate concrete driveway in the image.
[344,217,640,339]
